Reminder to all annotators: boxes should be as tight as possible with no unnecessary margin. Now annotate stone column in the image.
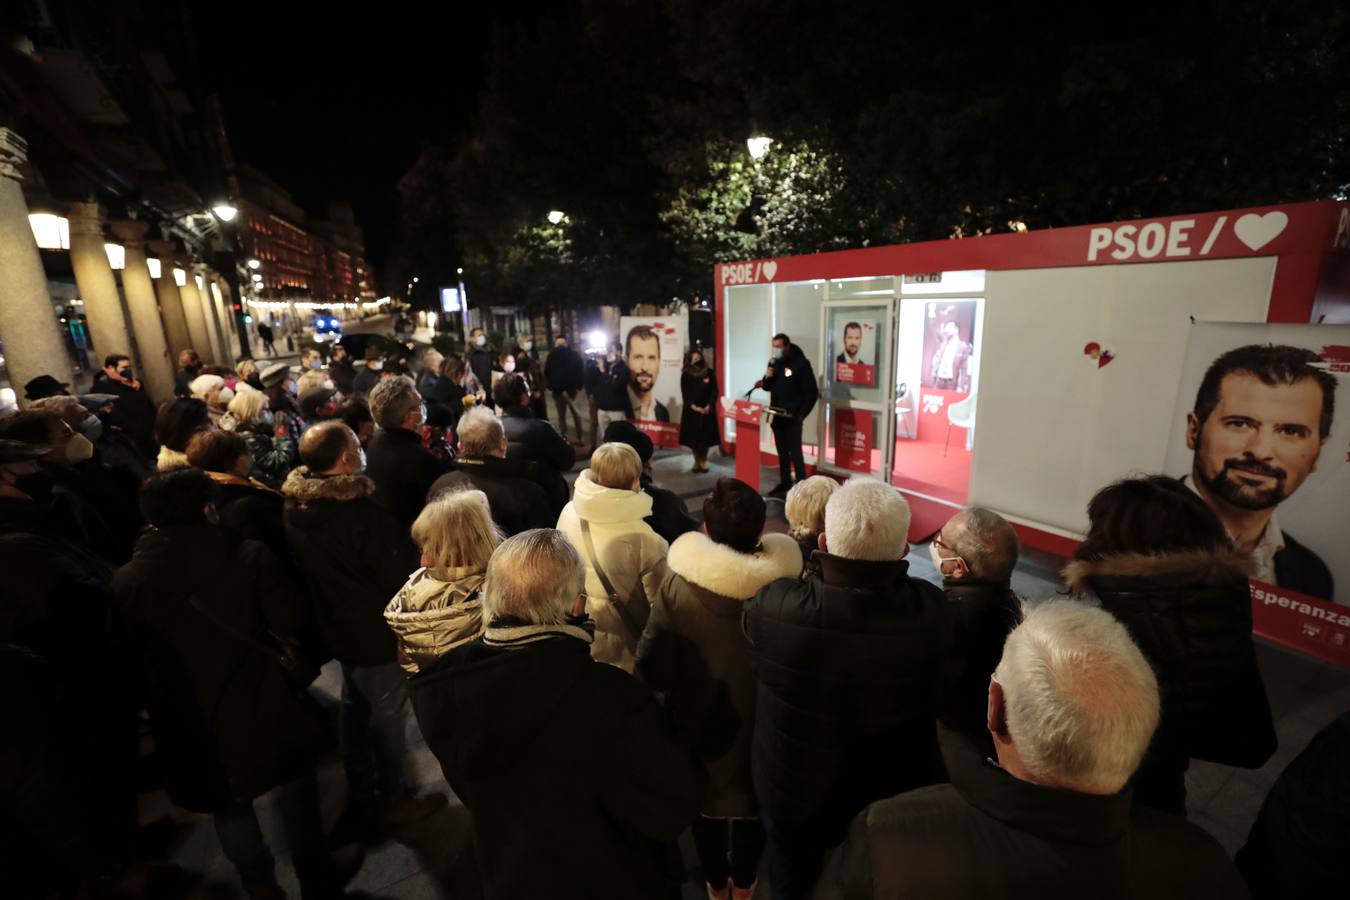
[176,259,214,364]
[148,240,191,359]
[215,277,242,359]
[0,128,73,395]
[110,220,173,403]
[197,266,228,364]
[67,201,134,365]
[210,276,238,361]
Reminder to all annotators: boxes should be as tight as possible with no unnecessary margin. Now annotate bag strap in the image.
[578,517,643,641]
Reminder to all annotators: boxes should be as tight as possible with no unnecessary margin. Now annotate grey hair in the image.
[457,406,505,457]
[482,529,583,626]
[368,375,422,430]
[823,477,910,561]
[950,506,1020,581]
[996,600,1160,795]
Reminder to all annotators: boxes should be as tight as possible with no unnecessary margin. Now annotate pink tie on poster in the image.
[834,408,873,473]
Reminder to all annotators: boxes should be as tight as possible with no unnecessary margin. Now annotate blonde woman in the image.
[235,358,262,392]
[385,490,501,674]
[785,475,838,577]
[556,442,669,671]
[224,389,298,488]
[296,368,330,397]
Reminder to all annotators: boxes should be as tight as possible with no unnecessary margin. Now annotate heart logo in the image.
[1098,350,1115,368]
[1084,341,1115,368]
[1233,211,1288,251]
[761,260,778,281]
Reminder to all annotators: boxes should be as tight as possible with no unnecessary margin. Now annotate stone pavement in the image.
[140,426,1348,899]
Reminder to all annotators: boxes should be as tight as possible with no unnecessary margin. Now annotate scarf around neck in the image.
[482,615,595,650]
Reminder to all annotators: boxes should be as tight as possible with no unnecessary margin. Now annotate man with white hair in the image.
[743,477,951,900]
[929,506,1023,736]
[408,529,698,899]
[814,601,1247,899]
[365,374,450,528]
[426,407,551,535]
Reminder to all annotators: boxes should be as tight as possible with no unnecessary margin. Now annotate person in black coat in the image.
[328,343,357,396]
[602,420,699,544]
[743,479,950,900]
[679,348,720,472]
[351,347,384,399]
[928,507,1023,739]
[365,375,451,529]
[186,429,288,550]
[174,349,203,398]
[428,353,471,435]
[426,407,552,536]
[493,373,575,515]
[815,602,1248,900]
[589,340,632,429]
[544,336,586,442]
[408,529,699,900]
[1062,475,1276,817]
[113,469,341,897]
[758,334,818,497]
[467,328,495,395]
[282,422,445,832]
[91,353,159,459]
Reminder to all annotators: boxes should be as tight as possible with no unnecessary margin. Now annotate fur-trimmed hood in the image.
[281,466,376,504]
[157,446,189,471]
[667,530,802,600]
[1062,546,1253,596]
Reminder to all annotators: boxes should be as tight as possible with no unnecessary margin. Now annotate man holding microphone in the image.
[758,333,818,498]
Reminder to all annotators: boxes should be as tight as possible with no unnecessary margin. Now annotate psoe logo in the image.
[922,394,945,415]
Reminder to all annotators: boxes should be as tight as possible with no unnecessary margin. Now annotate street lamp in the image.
[211,203,238,222]
[173,267,187,286]
[103,243,126,270]
[246,257,261,269]
[746,135,773,160]
[147,258,162,279]
[547,210,565,225]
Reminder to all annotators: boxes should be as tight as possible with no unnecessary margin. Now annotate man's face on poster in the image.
[1187,373,1328,510]
[627,333,660,395]
[844,324,862,357]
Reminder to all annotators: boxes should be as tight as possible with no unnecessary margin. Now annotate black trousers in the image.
[691,816,766,889]
[772,418,806,485]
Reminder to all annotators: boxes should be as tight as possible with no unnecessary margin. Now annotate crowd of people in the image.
[0,335,1340,900]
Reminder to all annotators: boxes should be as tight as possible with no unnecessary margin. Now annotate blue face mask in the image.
[771,347,784,360]
[80,415,103,444]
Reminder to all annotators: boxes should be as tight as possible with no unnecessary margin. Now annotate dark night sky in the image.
[179,4,500,277]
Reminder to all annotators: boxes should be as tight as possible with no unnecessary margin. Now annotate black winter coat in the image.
[814,726,1250,900]
[940,579,1022,738]
[544,346,585,393]
[1063,548,1276,815]
[209,474,288,550]
[501,406,575,514]
[761,343,818,424]
[589,359,630,412]
[642,480,699,544]
[112,524,328,811]
[282,468,419,666]
[744,554,951,863]
[366,426,451,529]
[427,455,553,536]
[91,373,159,457]
[467,347,495,393]
[679,367,721,449]
[409,632,699,899]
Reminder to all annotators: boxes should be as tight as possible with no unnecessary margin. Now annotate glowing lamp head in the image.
[746,136,773,160]
[547,210,565,225]
[211,204,238,222]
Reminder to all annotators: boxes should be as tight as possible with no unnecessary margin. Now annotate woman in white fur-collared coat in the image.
[636,477,801,899]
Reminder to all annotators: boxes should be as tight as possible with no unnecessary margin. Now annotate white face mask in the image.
[66,432,95,463]
[521,340,533,351]
[929,541,964,578]
[503,359,516,373]
[474,335,487,348]
[80,415,103,443]
[771,347,784,360]
[218,386,235,405]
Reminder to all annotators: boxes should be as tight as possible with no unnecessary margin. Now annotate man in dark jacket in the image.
[173,349,202,398]
[282,422,444,832]
[758,334,818,497]
[351,347,383,398]
[493,373,575,515]
[814,601,1247,900]
[92,353,159,458]
[426,407,551,535]
[602,420,699,543]
[928,506,1023,737]
[744,479,950,900]
[365,375,450,528]
[114,469,345,897]
[467,327,495,394]
[409,529,699,899]
[589,340,632,431]
[544,336,586,442]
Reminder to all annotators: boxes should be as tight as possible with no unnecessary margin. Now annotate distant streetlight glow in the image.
[746,136,773,160]
[547,210,565,225]
[246,258,261,269]
[456,267,464,275]
[586,330,607,351]
[147,258,162,279]
[252,273,264,283]
[211,203,238,222]
[103,243,126,270]
[412,276,419,283]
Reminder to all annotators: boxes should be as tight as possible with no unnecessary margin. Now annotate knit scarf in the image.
[482,615,595,650]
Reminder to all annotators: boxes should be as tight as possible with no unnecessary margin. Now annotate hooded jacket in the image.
[282,467,419,666]
[557,470,670,671]
[636,530,802,817]
[408,631,699,899]
[1062,547,1276,815]
[384,566,485,675]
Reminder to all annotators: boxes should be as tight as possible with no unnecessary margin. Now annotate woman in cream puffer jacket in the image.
[556,443,669,672]
[385,489,501,674]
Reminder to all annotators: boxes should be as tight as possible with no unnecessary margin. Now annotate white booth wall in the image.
[970,256,1277,536]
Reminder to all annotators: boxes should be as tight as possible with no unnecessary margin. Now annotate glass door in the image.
[815,278,898,479]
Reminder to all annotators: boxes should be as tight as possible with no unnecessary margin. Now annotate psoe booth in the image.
[716,200,1350,666]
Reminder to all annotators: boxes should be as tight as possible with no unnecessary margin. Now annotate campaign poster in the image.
[834,318,878,386]
[833,408,874,473]
[619,315,687,448]
[921,300,977,392]
[1162,324,1350,665]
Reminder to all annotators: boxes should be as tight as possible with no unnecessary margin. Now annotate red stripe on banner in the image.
[632,419,680,449]
[1250,581,1350,669]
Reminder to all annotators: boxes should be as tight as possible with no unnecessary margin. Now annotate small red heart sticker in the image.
[1098,350,1115,368]
[1084,341,1101,357]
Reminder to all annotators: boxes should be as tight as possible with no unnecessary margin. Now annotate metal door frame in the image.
[815,281,899,479]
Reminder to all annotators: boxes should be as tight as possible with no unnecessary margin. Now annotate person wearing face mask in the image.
[365,375,451,529]
[352,347,385,399]
[189,374,236,427]
[489,351,518,410]
[92,353,159,460]
[466,328,495,397]
[757,334,818,498]
[590,339,632,433]
[544,336,586,444]
[513,337,549,422]
[328,343,357,396]
[224,391,298,489]
[680,347,720,473]
[282,422,446,836]
[260,363,304,446]
[926,507,1023,742]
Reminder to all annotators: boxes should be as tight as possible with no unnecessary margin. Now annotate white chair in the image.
[895,382,913,439]
[944,391,976,456]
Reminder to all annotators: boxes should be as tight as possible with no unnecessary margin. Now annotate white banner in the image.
[619,314,688,440]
